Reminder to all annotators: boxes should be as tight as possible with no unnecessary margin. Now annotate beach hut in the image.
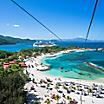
[3,63,10,69]
[9,59,17,64]
[19,62,27,68]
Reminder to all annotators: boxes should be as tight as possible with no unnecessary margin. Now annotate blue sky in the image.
[0,0,104,40]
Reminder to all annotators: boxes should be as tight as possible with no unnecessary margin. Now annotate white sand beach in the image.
[23,49,104,104]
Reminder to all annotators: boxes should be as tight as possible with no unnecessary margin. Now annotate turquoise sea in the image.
[0,42,104,80]
[42,50,104,80]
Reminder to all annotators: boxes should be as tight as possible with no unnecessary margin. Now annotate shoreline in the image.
[85,62,104,72]
[24,48,104,85]
[24,48,104,103]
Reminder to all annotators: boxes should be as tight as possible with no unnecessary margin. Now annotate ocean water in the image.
[0,42,104,52]
[56,41,104,48]
[42,51,104,80]
[0,42,104,80]
[0,43,34,52]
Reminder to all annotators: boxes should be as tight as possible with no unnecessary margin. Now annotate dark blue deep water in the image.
[0,42,104,52]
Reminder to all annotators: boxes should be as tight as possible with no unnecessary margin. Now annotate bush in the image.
[0,72,26,104]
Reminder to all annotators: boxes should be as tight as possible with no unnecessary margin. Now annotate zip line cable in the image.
[11,0,99,46]
[10,0,62,41]
[80,1,99,102]
[84,0,99,44]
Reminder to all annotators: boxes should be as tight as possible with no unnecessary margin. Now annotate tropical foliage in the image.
[0,65,27,104]
[0,45,78,104]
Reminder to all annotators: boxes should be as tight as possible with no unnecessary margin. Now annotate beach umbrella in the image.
[55,94,60,103]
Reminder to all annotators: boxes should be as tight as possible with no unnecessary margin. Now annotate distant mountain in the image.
[62,38,91,42]
[0,35,103,45]
[62,38,104,42]
[0,35,36,45]
[35,38,104,43]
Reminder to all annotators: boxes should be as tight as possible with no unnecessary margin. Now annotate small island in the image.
[0,46,104,104]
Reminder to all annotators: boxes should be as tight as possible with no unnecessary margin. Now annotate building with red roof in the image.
[3,63,10,69]
[9,59,17,64]
[19,62,27,68]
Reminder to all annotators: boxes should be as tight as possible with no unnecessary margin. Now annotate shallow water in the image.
[42,51,104,80]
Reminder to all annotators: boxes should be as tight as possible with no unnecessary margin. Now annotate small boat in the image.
[78,71,84,75]
[59,67,64,70]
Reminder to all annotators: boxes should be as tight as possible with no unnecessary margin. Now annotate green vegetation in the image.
[67,45,79,49]
[0,49,28,104]
[55,95,60,103]
[0,50,18,63]
[0,45,78,68]
[0,45,79,104]
[19,46,66,58]
[0,50,13,59]
[44,98,51,104]
[0,64,27,104]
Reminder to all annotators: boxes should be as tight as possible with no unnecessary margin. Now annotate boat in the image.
[36,65,50,71]
[33,41,56,47]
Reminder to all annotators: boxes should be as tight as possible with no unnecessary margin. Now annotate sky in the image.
[0,0,104,40]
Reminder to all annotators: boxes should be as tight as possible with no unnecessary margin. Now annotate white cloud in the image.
[13,24,20,28]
